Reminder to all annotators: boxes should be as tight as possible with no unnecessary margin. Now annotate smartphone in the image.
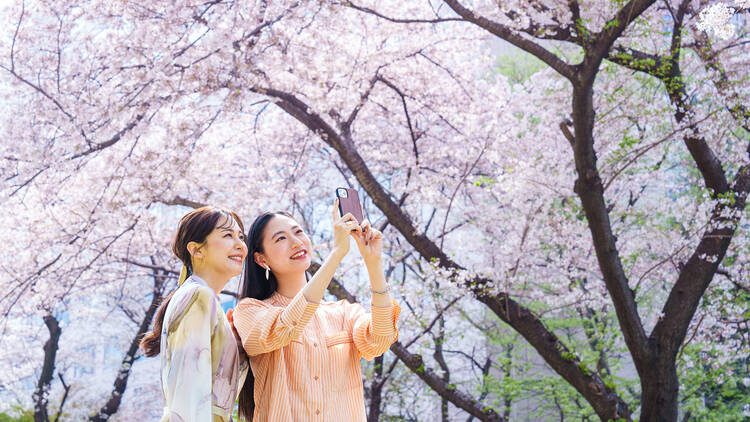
[336,187,365,224]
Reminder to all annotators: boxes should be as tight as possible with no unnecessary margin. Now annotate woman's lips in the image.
[290,250,308,260]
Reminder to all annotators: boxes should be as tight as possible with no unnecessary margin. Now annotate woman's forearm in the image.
[366,259,391,307]
[302,249,346,303]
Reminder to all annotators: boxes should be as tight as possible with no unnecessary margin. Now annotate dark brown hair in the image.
[139,206,244,358]
[236,210,295,421]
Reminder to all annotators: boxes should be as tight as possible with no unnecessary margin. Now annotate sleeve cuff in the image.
[371,299,401,338]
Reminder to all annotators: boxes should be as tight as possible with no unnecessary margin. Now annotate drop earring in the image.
[264,264,270,280]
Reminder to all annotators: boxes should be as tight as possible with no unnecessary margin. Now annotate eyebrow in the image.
[271,225,301,239]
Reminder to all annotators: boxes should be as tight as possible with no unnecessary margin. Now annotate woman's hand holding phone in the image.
[302,199,366,305]
[331,198,362,259]
[334,189,389,305]
[333,188,382,265]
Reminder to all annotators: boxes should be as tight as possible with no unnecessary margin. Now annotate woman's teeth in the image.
[290,251,306,259]
[229,256,243,262]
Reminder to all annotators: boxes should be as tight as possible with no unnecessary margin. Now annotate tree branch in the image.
[592,0,658,61]
[69,113,146,160]
[691,32,750,133]
[652,164,750,354]
[570,80,650,373]
[441,0,577,81]
[52,373,70,422]
[156,196,209,210]
[604,14,729,197]
[343,1,463,24]
[376,76,421,166]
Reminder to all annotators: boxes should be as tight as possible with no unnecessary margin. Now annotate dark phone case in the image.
[336,188,364,223]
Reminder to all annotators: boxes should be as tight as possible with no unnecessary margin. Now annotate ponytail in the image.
[139,289,177,357]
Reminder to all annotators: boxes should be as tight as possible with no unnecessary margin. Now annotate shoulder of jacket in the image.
[166,284,217,327]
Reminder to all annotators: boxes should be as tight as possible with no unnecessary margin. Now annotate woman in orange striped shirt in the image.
[228,202,400,421]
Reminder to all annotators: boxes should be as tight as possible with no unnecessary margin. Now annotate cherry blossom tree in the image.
[1,0,748,421]
[229,1,748,419]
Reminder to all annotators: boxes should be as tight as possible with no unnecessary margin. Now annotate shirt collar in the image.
[270,291,294,306]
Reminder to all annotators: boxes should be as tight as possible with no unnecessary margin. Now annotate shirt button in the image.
[315,409,320,415]
[314,375,319,380]
[292,321,297,326]
[313,342,317,347]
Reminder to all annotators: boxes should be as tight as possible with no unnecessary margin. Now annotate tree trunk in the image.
[89,274,164,421]
[639,358,679,421]
[569,77,641,421]
[33,313,61,422]
[367,355,384,422]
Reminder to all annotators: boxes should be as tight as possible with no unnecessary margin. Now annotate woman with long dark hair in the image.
[140,206,249,422]
[229,201,400,421]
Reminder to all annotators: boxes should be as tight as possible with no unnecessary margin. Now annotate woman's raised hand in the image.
[353,219,383,266]
[331,198,361,258]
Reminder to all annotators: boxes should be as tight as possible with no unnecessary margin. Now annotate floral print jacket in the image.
[160,276,248,422]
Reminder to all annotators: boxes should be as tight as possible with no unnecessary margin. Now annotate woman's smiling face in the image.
[255,214,312,276]
[192,214,248,279]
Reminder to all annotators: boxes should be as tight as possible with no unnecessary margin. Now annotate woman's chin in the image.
[225,263,244,278]
[289,257,311,270]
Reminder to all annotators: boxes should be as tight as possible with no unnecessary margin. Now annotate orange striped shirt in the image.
[232,290,400,422]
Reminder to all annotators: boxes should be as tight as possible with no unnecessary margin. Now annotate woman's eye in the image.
[296,230,304,234]
[276,236,285,242]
